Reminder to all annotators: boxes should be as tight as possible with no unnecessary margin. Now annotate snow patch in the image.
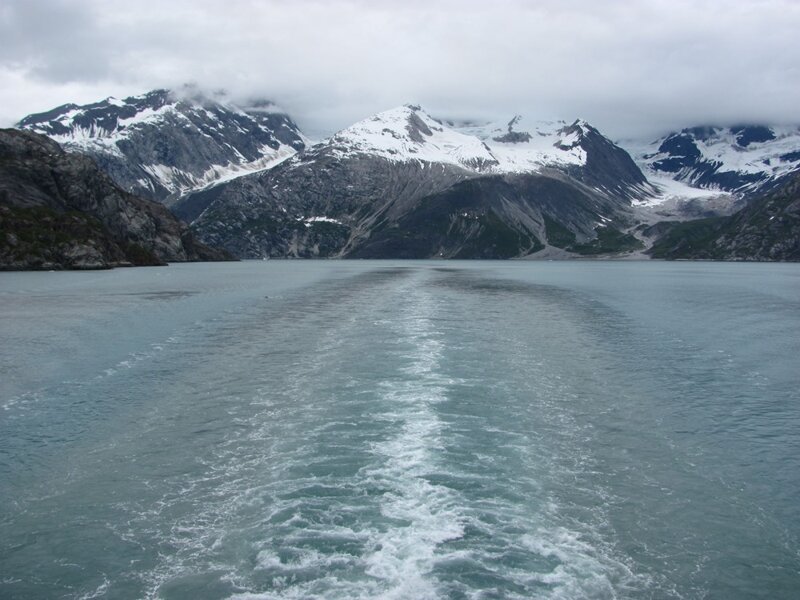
[193,144,298,192]
[632,171,730,207]
[297,216,343,227]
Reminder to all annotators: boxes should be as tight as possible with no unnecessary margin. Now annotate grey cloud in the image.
[0,1,114,81]
[1,0,799,139]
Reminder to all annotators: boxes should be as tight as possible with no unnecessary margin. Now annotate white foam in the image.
[355,291,464,599]
[1,390,43,412]
[81,269,656,600]
[76,576,111,600]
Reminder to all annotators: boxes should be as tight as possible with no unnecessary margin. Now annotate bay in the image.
[1,261,799,599]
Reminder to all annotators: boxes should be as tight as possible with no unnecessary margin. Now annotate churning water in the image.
[1,261,799,599]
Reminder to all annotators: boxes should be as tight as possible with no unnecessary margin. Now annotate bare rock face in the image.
[0,128,233,270]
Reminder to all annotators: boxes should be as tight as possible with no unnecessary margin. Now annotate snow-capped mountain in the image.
[16,88,307,203]
[317,106,652,199]
[627,125,800,195]
[459,115,655,201]
[186,105,649,259]
[321,106,606,172]
[14,87,800,260]
[323,105,498,171]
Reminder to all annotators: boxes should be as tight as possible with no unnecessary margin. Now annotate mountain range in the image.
[13,89,800,262]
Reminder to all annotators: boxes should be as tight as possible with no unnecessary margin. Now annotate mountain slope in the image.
[0,129,231,270]
[188,105,649,258]
[647,172,800,261]
[454,116,654,200]
[348,173,643,259]
[16,88,306,204]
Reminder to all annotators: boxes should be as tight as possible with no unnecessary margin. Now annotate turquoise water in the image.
[1,261,799,599]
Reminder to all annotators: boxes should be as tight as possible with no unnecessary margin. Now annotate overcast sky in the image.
[2,0,799,140]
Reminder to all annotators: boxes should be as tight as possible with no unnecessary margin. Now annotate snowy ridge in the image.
[627,125,800,195]
[317,105,595,175]
[324,105,498,171]
[19,92,174,145]
[55,103,174,143]
[453,115,588,172]
[37,102,179,159]
[16,89,307,202]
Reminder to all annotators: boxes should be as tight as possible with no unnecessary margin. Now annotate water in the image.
[1,261,799,599]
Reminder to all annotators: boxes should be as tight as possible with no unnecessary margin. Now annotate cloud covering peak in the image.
[2,0,799,139]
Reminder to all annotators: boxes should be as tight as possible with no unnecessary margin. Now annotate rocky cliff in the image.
[0,129,232,270]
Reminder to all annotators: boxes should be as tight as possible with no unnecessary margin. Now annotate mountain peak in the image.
[320,108,629,175]
[326,104,496,170]
[15,88,307,202]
